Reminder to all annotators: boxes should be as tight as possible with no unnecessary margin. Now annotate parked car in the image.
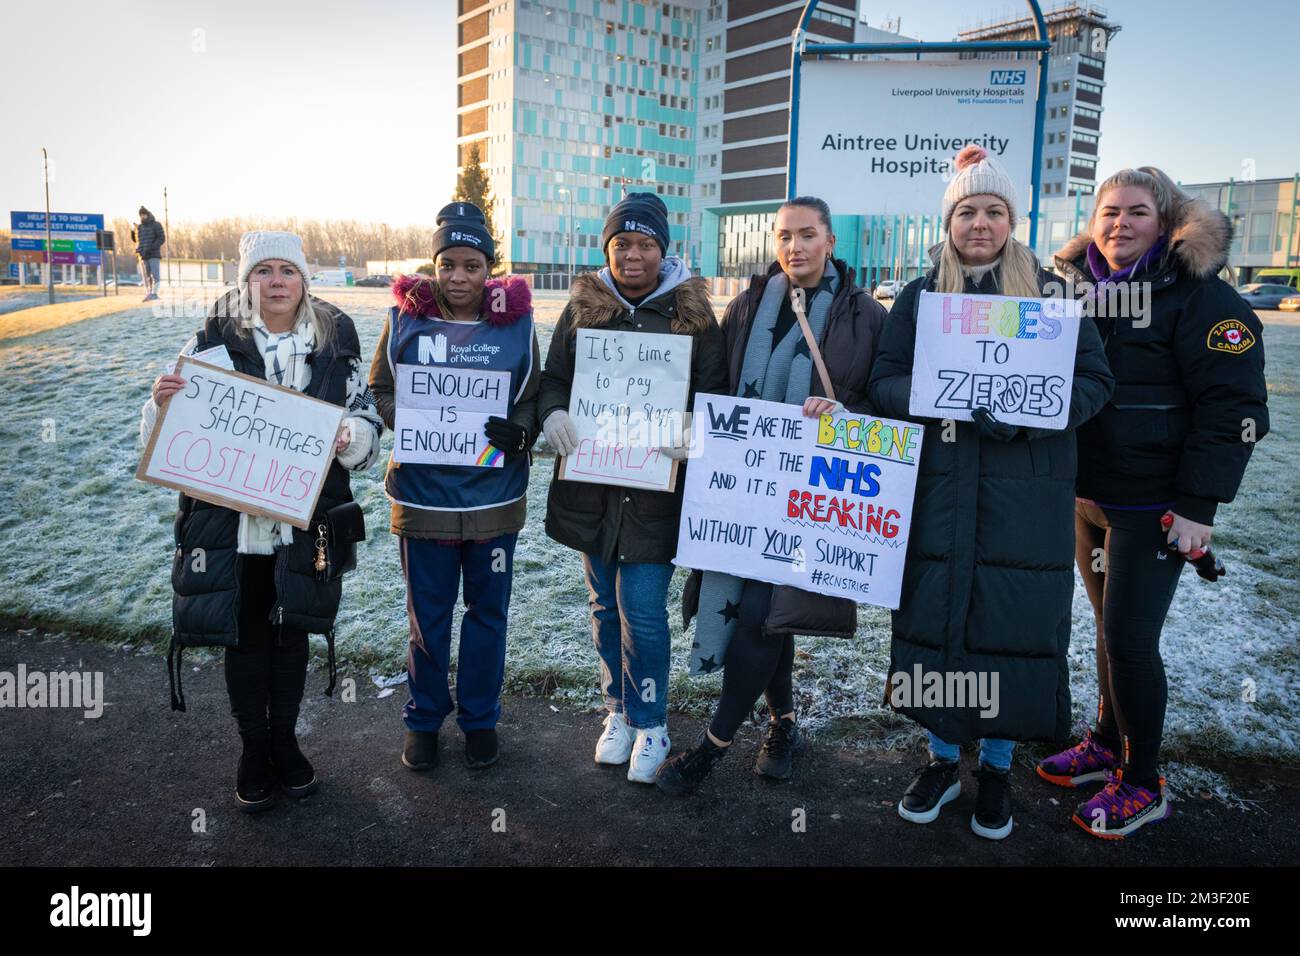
[1279,294,1300,312]
[309,269,355,286]
[1236,283,1297,310]
[355,274,392,287]
[874,279,906,301]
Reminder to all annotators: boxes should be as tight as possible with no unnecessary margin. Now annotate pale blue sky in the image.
[2,0,1294,227]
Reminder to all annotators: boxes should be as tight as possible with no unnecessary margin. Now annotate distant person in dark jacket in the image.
[656,196,888,797]
[868,146,1113,841]
[1037,166,1268,840]
[133,206,165,301]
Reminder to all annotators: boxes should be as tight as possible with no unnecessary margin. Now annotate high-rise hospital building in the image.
[455,1,1123,281]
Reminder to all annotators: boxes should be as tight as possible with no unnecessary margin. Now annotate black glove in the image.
[484,416,529,457]
[971,407,1021,442]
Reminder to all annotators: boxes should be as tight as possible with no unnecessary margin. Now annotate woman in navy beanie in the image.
[539,191,728,785]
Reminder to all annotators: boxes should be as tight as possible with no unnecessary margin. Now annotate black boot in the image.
[225,646,275,813]
[654,734,728,797]
[402,730,439,771]
[268,628,317,798]
[465,728,499,768]
[754,715,800,780]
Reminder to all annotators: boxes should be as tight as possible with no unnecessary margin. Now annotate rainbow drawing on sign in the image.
[476,444,505,467]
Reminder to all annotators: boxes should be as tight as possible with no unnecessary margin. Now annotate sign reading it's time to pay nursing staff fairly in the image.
[910,290,1082,431]
[674,394,923,610]
[559,328,693,493]
[137,357,345,529]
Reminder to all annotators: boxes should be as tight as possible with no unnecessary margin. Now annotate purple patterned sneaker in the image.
[1036,731,1119,788]
[1071,770,1171,840]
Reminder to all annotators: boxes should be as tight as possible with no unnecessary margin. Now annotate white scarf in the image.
[238,314,317,555]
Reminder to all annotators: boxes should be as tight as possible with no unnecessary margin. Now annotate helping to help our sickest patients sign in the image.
[674,394,924,610]
[392,364,511,468]
[136,357,345,529]
[910,290,1082,431]
[559,328,693,493]
[794,59,1038,216]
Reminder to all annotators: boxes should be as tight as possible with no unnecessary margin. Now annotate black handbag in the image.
[313,500,366,581]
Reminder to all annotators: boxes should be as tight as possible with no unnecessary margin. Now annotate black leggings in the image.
[708,580,796,743]
[1074,500,1184,788]
[224,555,310,743]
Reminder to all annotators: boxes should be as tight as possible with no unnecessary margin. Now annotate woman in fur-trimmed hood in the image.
[369,201,541,774]
[538,191,728,785]
[1036,167,1269,840]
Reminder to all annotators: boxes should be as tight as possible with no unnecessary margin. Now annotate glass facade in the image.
[460,0,703,275]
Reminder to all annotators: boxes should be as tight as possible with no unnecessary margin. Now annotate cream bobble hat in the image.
[942,145,1019,231]
[237,230,311,289]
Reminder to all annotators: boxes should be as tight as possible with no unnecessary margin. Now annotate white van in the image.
[309,269,355,286]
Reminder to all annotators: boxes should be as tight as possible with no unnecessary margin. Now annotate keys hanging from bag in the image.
[313,500,366,582]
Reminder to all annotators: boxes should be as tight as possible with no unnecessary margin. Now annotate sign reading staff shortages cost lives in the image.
[136,357,345,529]
[795,59,1039,215]
[674,394,923,610]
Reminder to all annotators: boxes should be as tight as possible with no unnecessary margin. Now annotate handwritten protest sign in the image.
[910,290,1081,430]
[559,328,692,492]
[136,357,345,529]
[673,394,923,609]
[392,364,510,467]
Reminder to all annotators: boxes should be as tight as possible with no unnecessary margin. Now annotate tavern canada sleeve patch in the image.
[1206,319,1257,355]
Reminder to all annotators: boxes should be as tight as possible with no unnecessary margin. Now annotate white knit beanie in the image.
[237,231,311,289]
[942,145,1019,231]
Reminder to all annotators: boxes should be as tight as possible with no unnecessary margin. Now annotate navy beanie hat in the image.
[601,192,670,259]
[433,201,494,262]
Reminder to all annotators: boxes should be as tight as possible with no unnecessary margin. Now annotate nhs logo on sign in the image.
[989,70,1026,85]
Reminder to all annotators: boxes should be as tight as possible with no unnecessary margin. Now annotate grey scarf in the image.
[689,264,839,675]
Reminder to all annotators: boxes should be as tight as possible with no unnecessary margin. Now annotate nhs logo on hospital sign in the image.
[989,70,1027,85]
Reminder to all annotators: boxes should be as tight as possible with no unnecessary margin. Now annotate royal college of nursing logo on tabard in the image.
[1206,318,1257,355]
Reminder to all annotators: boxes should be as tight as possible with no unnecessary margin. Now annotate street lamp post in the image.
[557,187,575,287]
[42,147,53,304]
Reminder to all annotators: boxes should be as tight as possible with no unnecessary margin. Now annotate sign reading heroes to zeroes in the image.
[910,290,1082,430]
[794,59,1038,215]
[136,357,345,528]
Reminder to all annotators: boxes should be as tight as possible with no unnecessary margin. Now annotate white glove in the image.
[658,413,696,461]
[543,409,579,456]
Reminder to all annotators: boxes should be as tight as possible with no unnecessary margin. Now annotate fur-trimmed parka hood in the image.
[1055,195,1232,281]
[391,272,532,325]
[567,266,715,337]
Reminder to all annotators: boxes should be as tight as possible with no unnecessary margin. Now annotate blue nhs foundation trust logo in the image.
[989,70,1026,85]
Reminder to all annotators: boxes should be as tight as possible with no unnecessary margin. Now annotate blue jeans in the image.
[401,534,516,733]
[581,554,673,730]
[138,256,160,294]
[928,732,1015,771]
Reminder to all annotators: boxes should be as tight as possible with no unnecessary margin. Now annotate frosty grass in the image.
[2,288,1296,771]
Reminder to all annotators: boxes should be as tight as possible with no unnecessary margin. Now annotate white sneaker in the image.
[627,726,670,783]
[594,711,635,765]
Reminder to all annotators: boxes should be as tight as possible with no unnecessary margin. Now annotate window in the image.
[1061,79,1071,91]
[1078,79,1103,95]
[1080,54,1104,70]
[1076,105,1101,120]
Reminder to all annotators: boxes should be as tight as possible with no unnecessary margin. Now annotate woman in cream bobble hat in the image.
[141,230,384,813]
[867,145,1114,842]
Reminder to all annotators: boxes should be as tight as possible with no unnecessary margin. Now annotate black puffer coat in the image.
[867,256,1114,744]
[1054,199,1269,524]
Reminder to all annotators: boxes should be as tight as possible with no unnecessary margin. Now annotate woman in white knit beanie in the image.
[140,230,384,813]
[867,145,1115,844]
